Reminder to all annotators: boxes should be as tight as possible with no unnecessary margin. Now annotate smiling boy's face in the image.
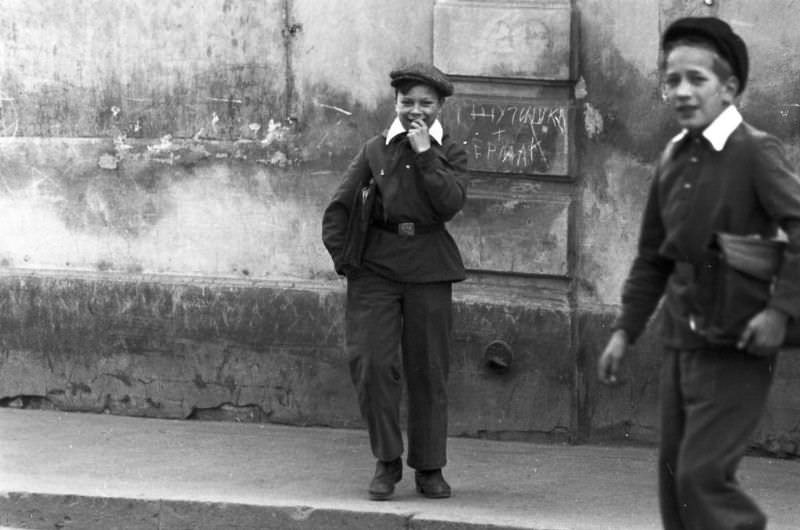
[663,44,738,132]
[395,84,442,130]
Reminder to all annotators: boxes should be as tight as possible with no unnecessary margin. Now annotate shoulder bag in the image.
[339,177,377,272]
[705,232,800,347]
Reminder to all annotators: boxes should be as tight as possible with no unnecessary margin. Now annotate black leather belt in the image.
[373,220,444,236]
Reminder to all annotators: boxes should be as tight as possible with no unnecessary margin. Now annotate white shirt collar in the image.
[669,105,743,151]
[385,117,444,146]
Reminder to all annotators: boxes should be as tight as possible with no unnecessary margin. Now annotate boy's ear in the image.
[723,76,740,102]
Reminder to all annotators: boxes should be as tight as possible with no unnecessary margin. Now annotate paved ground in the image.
[1,409,799,530]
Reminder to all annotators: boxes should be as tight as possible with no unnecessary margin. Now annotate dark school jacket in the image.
[322,129,468,283]
[613,120,800,349]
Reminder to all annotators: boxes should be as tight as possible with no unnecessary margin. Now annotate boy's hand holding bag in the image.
[703,232,800,349]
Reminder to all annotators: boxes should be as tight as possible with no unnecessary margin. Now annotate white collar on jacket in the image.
[669,105,743,152]
[385,117,444,146]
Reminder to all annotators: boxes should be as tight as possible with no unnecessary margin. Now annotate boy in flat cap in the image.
[598,16,800,530]
[322,63,467,500]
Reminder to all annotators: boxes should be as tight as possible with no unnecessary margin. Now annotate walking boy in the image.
[598,17,800,530]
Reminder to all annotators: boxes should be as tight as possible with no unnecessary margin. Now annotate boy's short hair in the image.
[389,63,453,99]
[662,17,748,94]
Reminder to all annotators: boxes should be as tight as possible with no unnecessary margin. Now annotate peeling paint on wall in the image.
[583,102,604,139]
[574,76,588,100]
[0,138,336,279]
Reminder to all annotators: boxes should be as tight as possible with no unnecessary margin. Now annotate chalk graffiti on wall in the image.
[443,97,570,176]
[0,91,18,136]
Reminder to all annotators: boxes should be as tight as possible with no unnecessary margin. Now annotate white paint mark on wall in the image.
[574,76,587,100]
[0,90,19,136]
[315,100,352,116]
[206,97,243,104]
[147,135,174,154]
[290,506,314,521]
[261,119,289,145]
[583,102,604,139]
[97,153,118,170]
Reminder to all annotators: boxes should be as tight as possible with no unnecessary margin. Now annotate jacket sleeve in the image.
[321,143,370,275]
[414,138,468,221]
[753,135,800,320]
[612,167,674,343]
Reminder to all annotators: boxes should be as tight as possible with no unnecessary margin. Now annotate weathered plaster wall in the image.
[1,0,799,457]
[0,274,574,439]
[0,138,334,279]
[0,0,286,139]
[0,0,575,444]
[292,0,435,113]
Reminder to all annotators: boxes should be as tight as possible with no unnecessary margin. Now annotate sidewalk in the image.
[1,409,798,530]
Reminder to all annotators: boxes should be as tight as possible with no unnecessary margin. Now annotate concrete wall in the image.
[1,0,799,457]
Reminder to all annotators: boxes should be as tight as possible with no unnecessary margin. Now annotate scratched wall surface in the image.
[291,0,436,107]
[451,186,570,276]
[0,0,285,139]
[433,0,573,80]
[289,0,436,165]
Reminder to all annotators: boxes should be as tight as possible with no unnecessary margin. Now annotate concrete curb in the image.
[1,492,539,530]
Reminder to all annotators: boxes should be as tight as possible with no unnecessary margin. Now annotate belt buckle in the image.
[398,222,415,236]
[688,314,707,336]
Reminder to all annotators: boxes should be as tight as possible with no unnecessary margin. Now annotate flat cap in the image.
[662,16,748,94]
[389,62,454,98]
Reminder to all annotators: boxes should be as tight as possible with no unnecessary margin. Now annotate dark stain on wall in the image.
[0,275,576,438]
[59,161,172,238]
[299,83,396,170]
[580,52,673,163]
[744,86,800,145]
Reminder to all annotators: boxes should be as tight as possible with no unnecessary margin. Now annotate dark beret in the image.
[389,63,454,98]
[662,16,748,94]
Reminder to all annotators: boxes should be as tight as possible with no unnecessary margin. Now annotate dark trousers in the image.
[658,348,776,530]
[346,270,451,470]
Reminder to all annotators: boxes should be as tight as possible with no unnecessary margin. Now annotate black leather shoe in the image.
[368,458,403,500]
[414,469,451,499]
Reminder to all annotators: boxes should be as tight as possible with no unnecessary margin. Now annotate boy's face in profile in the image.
[395,84,442,130]
[663,44,737,132]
